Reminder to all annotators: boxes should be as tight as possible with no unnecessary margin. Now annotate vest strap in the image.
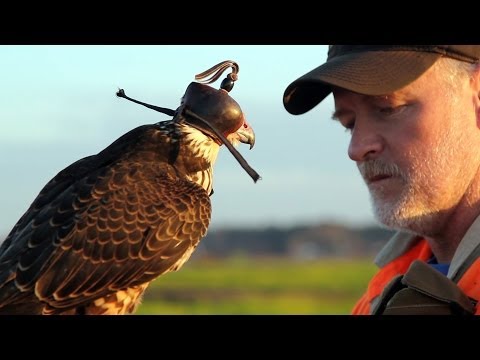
[373,260,476,315]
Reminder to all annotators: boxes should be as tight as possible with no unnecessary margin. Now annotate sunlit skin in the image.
[331,60,480,263]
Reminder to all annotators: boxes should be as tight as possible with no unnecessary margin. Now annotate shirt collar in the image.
[374,214,480,280]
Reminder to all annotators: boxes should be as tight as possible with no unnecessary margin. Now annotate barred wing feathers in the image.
[0,124,211,314]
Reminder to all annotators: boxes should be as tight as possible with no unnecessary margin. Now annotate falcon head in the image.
[116,60,260,183]
[180,82,255,149]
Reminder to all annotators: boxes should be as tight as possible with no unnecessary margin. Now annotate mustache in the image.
[358,160,405,181]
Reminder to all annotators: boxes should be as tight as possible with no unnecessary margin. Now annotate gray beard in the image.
[371,186,440,236]
[361,130,462,237]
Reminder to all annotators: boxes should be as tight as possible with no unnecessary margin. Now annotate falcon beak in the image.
[235,121,255,150]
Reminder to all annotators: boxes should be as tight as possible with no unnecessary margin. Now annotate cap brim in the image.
[283,50,443,115]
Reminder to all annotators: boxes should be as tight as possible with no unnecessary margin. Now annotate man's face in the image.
[332,61,480,235]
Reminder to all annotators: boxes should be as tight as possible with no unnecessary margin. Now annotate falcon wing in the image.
[0,127,211,313]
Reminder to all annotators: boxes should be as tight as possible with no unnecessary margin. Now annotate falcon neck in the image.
[177,125,221,194]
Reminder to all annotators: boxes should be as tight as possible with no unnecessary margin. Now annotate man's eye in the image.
[343,121,355,133]
[379,105,406,115]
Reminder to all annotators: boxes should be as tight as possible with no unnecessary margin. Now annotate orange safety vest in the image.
[352,238,480,315]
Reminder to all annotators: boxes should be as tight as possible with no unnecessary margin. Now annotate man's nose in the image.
[348,122,384,162]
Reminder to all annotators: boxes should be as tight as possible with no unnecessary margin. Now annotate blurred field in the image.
[136,257,377,315]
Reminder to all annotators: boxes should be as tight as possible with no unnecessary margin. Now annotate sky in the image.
[0,45,377,235]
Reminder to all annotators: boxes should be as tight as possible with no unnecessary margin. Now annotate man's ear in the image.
[471,65,480,126]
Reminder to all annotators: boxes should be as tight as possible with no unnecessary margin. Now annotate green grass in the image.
[136,256,377,315]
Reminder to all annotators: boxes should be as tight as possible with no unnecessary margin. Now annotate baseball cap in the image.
[283,45,480,115]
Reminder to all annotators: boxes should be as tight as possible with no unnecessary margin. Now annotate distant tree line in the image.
[0,222,395,260]
[195,223,394,259]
